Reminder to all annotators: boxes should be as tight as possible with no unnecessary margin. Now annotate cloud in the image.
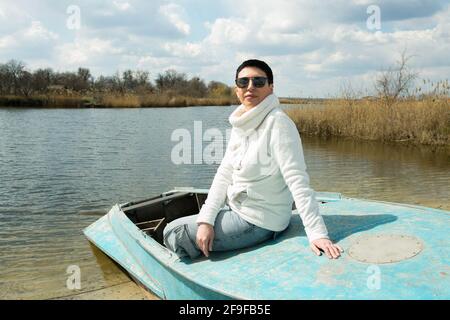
[205,18,249,45]
[72,1,191,40]
[0,35,16,49]
[0,2,33,34]
[55,37,122,65]
[164,42,201,58]
[113,1,132,11]
[159,3,190,36]
[182,0,450,95]
[0,0,449,96]
[24,21,58,41]
[372,0,445,21]
[0,20,59,60]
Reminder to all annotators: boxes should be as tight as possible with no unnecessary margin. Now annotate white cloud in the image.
[164,42,201,58]
[0,35,16,49]
[304,64,322,73]
[56,38,122,65]
[24,21,58,41]
[113,1,132,11]
[205,18,249,45]
[159,3,190,36]
[0,20,59,61]
[351,0,373,5]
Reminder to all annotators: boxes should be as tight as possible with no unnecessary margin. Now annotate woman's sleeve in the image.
[196,140,233,226]
[271,115,329,242]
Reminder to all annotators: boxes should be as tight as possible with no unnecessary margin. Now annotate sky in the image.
[0,0,449,97]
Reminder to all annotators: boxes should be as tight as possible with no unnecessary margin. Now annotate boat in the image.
[83,187,449,299]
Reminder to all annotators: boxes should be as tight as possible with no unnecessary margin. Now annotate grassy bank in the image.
[99,94,237,108]
[285,97,450,146]
[279,97,332,104]
[0,94,335,108]
[0,94,238,108]
[0,95,86,108]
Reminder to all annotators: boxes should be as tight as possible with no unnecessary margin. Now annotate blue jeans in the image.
[163,207,277,259]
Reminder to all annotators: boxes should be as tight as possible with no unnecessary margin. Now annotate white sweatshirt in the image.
[196,94,329,242]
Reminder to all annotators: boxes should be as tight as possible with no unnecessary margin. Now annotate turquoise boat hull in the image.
[83,188,449,299]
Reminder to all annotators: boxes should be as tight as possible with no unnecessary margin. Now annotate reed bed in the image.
[286,97,450,146]
[0,95,85,108]
[0,94,237,108]
[2,92,448,146]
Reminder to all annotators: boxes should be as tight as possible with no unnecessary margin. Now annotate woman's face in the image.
[235,66,273,109]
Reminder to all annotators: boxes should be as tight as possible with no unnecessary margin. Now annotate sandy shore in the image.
[55,280,159,300]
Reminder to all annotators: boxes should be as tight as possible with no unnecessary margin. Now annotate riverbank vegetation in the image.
[286,96,449,146]
[285,53,450,146]
[1,54,448,146]
[0,60,238,107]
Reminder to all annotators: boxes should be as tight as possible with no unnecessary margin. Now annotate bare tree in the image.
[1,60,26,95]
[32,68,53,94]
[0,64,9,95]
[155,69,187,94]
[112,71,126,95]
[76,67,92,92]
[187,77,207,98]
[18,70,33,97]
[375,50,418,106]
[122,69,135,92]
[93,75,115,93]
[134,70,153,94]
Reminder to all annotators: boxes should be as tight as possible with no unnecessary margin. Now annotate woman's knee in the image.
[163,223,183,251]
[162,216,200,258]
[163,215,196,239]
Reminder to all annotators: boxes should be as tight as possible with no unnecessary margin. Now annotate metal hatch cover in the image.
[348,234,424,264]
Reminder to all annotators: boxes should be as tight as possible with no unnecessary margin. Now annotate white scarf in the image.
[229,94,279,137]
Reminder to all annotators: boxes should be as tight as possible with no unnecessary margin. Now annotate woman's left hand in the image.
[311,238,344,259]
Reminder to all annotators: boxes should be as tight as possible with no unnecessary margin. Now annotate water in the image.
[0,106,449,299]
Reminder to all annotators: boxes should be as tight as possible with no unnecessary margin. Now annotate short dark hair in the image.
[235,59,273,84]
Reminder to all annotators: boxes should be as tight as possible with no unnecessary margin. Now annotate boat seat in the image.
[122,192,191,213]
[135,218,166,243]
[136,218,165,232]
[123,191,207,245]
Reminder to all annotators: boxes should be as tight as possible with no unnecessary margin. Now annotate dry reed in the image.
[285,97,450,146]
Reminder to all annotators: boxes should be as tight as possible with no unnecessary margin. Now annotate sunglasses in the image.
[235,77,268,88]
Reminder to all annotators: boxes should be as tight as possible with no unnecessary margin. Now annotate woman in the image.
[164,59,343,259]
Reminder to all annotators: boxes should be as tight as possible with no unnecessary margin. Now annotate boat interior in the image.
[121,191,207,245]
[121,190,300,246]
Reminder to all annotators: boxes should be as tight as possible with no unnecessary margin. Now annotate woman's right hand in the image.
[196,223,215,257]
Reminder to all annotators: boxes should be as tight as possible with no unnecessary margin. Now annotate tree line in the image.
[0,59,232,98]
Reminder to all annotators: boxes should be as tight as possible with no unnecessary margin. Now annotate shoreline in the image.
[51,280,158,300]
[1,95,448,147]
[0,95,320,109]
[0,95,236,109]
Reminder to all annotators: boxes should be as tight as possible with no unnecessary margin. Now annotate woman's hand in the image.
[311,238,344,259]
[196,223,215,257]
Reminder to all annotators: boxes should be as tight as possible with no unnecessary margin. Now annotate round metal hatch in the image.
[348,234,423,264]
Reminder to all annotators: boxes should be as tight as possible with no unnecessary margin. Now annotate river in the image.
[0,106,448,299]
